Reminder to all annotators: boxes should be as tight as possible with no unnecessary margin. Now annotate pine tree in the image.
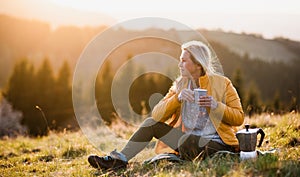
[232,68,245,109]
[53,60,74,129]
[245,82,261,117]
[272,91,281,114]
[35,58,55,109]
[95,61,114,123]
[5,59,35,112]
[34,58,55,134]
[3,58,47,136]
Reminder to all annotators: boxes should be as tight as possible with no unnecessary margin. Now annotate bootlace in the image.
[103,155,113,161]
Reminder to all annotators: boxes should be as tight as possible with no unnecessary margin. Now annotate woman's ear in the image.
[197,64,202,70]
[198,65,205,76]
[197,64,203,71]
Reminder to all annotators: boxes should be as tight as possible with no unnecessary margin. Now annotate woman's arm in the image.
[214,80,244,126]
[152,87,181,122]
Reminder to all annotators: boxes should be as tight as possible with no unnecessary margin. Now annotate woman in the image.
[88,41,244,170]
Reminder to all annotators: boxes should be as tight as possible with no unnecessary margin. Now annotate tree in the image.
[3,58,47,136]
[272,91,281,114]
[53,60,75,129]
[95,61,114,123]
[4,59,35,112]
[244,82,261,117]
[111,55,136,120]
[25,58,57,135]
[35,58,55,109]
[232,68,245,109]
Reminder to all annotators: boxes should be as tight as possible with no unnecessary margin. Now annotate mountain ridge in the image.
[1,14,299,88]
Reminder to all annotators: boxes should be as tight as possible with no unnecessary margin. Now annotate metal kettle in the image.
[236,124,265,152]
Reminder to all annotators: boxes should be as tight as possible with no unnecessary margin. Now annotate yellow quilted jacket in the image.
[152,74,244,153]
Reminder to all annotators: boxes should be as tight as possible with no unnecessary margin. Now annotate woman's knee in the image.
[141,117,157,127]
[178,134,203,160]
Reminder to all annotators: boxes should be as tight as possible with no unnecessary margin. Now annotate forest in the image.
[0,15,299,136]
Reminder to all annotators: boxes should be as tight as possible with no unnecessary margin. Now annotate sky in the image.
[1,0,300,41]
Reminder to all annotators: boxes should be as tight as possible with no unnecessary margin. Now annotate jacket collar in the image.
[198,74,209,89]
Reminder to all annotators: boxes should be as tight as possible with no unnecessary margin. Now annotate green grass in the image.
[0,113,299,176]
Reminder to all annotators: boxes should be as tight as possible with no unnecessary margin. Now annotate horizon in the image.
[0,0,300,41]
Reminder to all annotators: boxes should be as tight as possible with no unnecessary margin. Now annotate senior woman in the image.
[88,41,244,170]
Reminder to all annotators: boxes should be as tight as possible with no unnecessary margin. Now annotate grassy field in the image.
[0,113,299,177]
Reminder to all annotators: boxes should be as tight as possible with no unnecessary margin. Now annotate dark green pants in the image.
[121,118,235,161]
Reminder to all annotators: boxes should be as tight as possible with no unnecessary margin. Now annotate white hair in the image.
[181,40,220,75]
[172,41,223,93]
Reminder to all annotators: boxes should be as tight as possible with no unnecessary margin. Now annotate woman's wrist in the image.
[177,93,183,102]
[211,101,218,110]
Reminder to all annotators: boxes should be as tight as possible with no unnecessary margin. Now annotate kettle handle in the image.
[257,128,265,147]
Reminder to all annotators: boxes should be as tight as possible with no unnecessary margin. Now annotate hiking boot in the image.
[88,150,128,170]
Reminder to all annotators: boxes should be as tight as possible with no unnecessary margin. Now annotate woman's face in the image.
[178,50,202,78]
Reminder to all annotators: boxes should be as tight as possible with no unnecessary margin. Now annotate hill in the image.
[1,15,300,88]
[202,30,299,64]
[0,15,299,113]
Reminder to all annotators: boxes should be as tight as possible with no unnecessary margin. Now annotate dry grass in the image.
[0,113,299,176]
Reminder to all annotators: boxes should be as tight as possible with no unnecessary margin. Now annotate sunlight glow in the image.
[49,0,300,14]
[0,0,300,40]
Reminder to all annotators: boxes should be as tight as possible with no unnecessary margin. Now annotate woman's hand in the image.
[195,95,218,110]
[178,89,194,102]
[179,89,218,110]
